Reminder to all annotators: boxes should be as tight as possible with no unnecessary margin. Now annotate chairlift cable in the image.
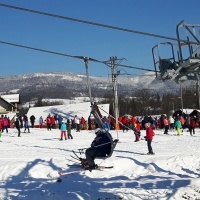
[0,3,200,45]
[0,40,153,72]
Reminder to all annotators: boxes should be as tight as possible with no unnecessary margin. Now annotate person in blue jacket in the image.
[60,121,67,140]
[57,115,63,130]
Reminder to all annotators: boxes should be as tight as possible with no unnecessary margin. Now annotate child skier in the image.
[60,121,67,140]
[174,118,182,136]
[144,122,155,155]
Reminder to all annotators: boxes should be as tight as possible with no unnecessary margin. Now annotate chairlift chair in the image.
[83,58,119,160]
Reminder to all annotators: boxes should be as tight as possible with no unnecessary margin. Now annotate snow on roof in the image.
[1,112,17,120]
[1,94,20,103]
[27,102,109,125]
[175,109,200,115]
[182,109,200,114]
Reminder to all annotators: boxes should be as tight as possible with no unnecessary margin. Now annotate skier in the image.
[46,114,52,131]
[74,115,80,132]
[133,120,141,142]
[60,121,67,140]
[189,116,196,136]
[2,115,9,133]
[174,118,182,136]
[163,116,169,134]
[144,122,155,155]
[23,114,30,133]
[30,115,36,128]
[57,115,63,130]
[83,128,113,170]
[67,119,73,139]
[39,116,44,128]
[169,116,175,130]
[15,117,21,137]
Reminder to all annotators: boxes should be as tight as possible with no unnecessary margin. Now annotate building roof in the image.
[1,94,20,103]
[0,97,15,107]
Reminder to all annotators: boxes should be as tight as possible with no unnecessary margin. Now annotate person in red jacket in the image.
[51,117,56,129]
[189,116,196,136]
[134,120,141,142]
[144,122,155,155]
[122,116,129,132]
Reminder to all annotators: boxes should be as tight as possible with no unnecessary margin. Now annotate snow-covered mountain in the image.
[0,72,185,103]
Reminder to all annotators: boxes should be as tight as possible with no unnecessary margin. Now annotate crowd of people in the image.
[0,114,11,140]
[1,111,198,171]
[1,112,198,137]
[0,111,198,156]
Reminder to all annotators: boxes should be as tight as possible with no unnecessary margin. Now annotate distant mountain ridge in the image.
[0,72,183,103]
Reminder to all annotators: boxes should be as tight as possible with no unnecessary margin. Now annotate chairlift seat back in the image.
[95,139,119,159]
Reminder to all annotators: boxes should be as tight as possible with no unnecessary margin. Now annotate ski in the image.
[94,166,113,170]
[58,170,84,176]
[56,165,114,182]
[67,164,113,170]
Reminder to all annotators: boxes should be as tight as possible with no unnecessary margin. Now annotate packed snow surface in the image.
[0,128,200,200]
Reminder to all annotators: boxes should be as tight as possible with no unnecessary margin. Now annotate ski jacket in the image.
[61,123,67,131]
[74,117,80,124]
[122,117,128,125]
[46,117,51,124]
[0,119,2,129]
[23,115,28,122]
[131,116,137,125]
[51,117,56,124]
[3,118,9,126]
[80,117,86,124]
[190,119,196,128]
[30,115,35,122]
[136,122,141,130]
[39,117,43,124]
[163,118,169,126]
[175,120,182,129]
[169,116,174,124]
[57,116,63,124]
[180,117,185,125]
[91,131,112,156]
[15,119,20,128]
[145,126,155,141]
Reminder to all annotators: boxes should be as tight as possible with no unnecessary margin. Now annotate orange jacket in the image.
[180,117,185,125]
[163,118,169,126]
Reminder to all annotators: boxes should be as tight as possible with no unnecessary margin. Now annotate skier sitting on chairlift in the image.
[82,128,117,171]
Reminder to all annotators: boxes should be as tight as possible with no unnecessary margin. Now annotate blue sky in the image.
[0,0,199,77]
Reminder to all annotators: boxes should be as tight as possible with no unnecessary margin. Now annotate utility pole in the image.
[110,56,120,130]
[180,81,184,115]
[84,58,92,104]
[196,79,200,109]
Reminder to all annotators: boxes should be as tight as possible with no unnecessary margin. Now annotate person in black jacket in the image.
[30,115,36,128]
[15,117,21,137]
[84,128,112,170]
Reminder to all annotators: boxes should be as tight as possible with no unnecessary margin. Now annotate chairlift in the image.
[71,57,119,163]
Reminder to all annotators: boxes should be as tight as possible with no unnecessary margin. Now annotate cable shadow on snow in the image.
[1,156,196,200]
[13,143,78,155]
[1,158,62,200]
[1,158,126,200]
[113,155,193,196]
[114,149,145,155]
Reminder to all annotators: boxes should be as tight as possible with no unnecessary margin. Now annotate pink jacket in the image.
[3,118,9,126]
